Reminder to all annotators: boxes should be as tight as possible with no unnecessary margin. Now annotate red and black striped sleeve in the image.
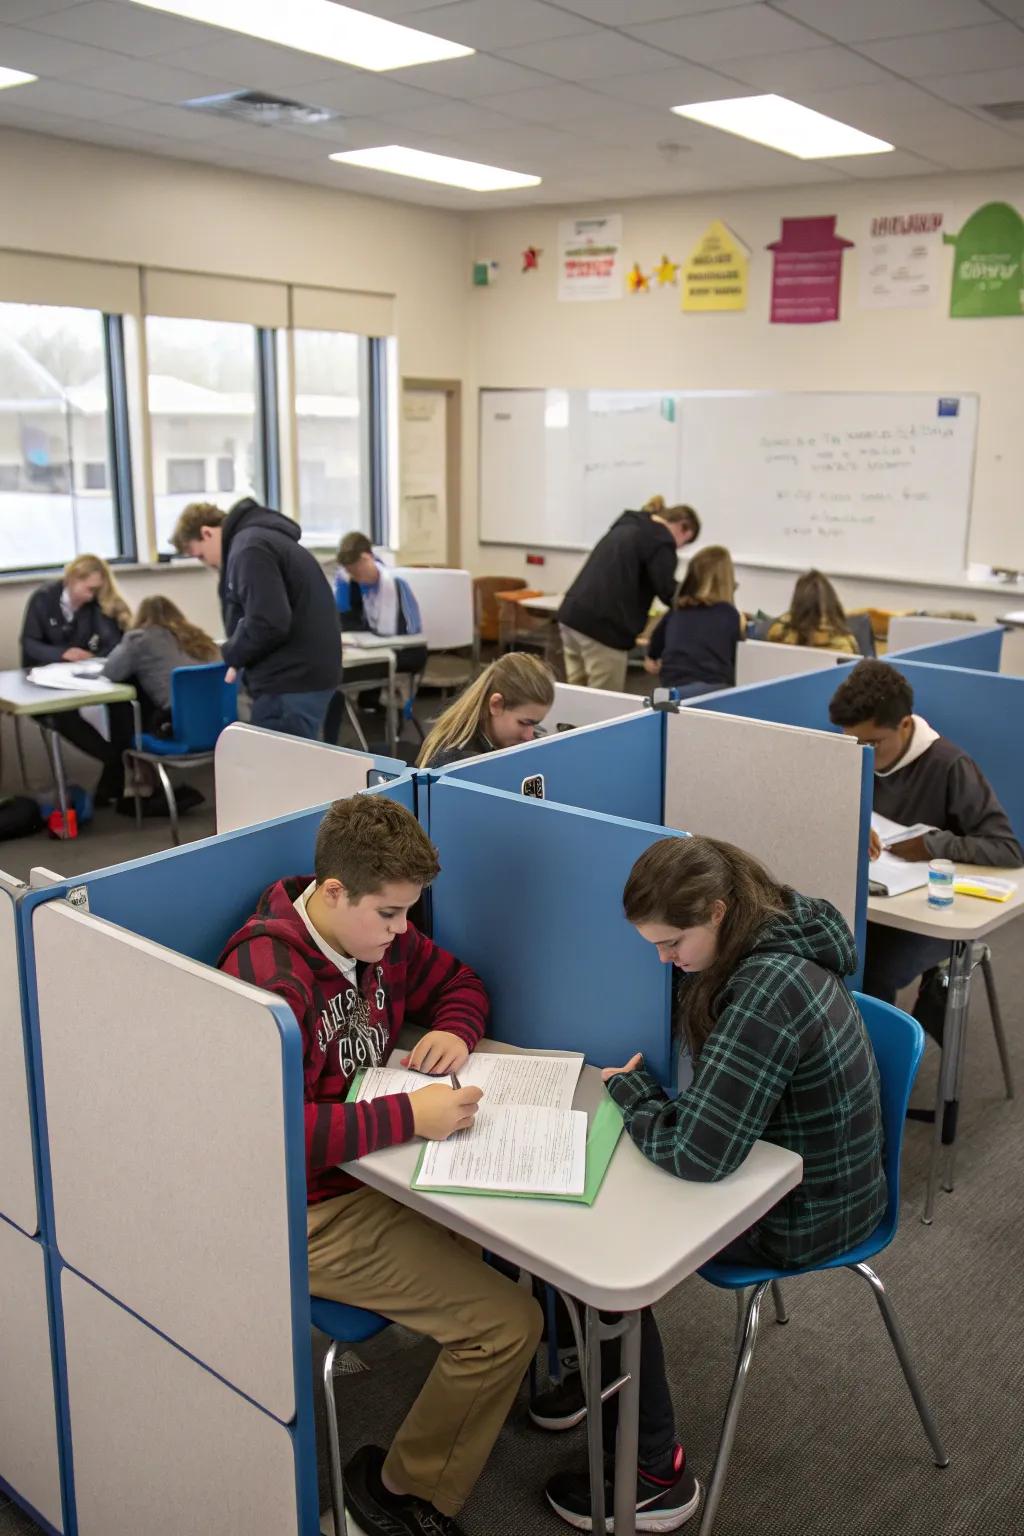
[305,1093,415,1173]
[403,926,489,1050]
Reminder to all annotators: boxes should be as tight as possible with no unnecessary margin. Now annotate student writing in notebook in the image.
[418,652,555,768]
[538,835,885,1533]
[218,795,541,1536]
[829,661,1022,1037]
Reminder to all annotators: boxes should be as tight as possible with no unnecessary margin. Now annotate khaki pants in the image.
[308,1187,542,1516]
[559,625,629,692]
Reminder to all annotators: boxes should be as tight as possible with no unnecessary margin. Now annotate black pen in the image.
[450,1072,462,1089]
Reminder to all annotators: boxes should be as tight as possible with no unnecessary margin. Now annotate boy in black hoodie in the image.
[829,660,1023,1029]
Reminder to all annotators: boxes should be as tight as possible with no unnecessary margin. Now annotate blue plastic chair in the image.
[310,1296,391,1536]
[696,995,949,1536]
[123,663,238,844]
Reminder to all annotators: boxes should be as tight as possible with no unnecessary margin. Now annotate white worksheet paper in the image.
[415,1105,588,1196]
[27,662,113,692]
[355,1050,584,1110]
[870,812,931,896]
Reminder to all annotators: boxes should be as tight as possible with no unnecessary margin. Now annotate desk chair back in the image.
[170,663,239,753]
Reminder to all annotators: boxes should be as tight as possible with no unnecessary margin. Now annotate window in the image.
[146,316,261,551]
[293,329,368,546]
[0,301,126,571]
[166,457,206,494]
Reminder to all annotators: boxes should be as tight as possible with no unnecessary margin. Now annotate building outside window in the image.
[293,328,367,546]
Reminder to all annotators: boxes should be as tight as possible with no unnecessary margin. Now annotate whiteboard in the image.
[478,388,978,582]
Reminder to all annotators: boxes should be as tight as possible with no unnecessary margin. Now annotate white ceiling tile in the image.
[626,6,824,63]
[384,53,553,98]
[886,111,1024,165]
[305,114,407,149]
[345,0,467,15]
[774,0,1001,43]
[494,32,679,81]
[480,82,623,122]
[0,20,117,76]
[857,23,1024,78]
[0,102,83,134]
[0,0,85,20]
[20,2,210,57]
[552,0,742,22]
[799,79,976,131]
[406,0,597,50]
[158,37,359,90]
[59,56,232,102]
[591,62,750,107]
[727,44,894,93]
[818,148,947,176]
[984,0,1024,16]
[295,72,440,115]
[369,97,524,134]
[926,64,1024,106]
[1,76,141,118]
[100,100,252,139]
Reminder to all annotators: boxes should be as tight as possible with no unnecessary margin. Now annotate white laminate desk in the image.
[340,634,426,756]
[344,1053,802,1536]
[868,864,1024,1222]
[0,669,139,837]
[518,593,564,617]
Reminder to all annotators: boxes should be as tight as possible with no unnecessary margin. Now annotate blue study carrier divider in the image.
[428,776,677,1085]
[16,773,416,1536]
[886,626,1003,672]
[439,709,665,825]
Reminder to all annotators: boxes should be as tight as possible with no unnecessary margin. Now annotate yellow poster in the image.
[682,219,749,312]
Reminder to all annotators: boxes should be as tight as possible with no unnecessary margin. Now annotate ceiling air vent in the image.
[181,90,339,127]
[979,100,1024,122]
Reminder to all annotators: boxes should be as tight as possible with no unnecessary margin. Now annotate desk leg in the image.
[584,1305,606,1534]
[14,714,29,787]
[613,1311,642,1536]
[923,939,971,1224]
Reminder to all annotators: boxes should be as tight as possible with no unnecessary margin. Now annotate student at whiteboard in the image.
[767,571,858,655]
[643,546,743,698]
[557,496,700,691]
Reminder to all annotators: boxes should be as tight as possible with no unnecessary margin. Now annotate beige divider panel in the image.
[215,722,374,833]
[63,1271,298,1536]
[665,710,862,929]
[34,904,297,1421]
[887,616,995,651]
[736,640,844,687]
[549,683,645,731]
[0,874,37,1235]
[0,1222,63,1532]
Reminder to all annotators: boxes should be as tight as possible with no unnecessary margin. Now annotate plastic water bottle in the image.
[927,859,955,908]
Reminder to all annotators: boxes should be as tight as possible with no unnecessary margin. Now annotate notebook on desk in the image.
[869,813,932,897]
[348,1050,623,1202]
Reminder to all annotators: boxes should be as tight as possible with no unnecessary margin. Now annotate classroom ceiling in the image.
[0,0,1023,209]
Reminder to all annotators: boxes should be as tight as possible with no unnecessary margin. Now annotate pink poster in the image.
[767,215,854,323]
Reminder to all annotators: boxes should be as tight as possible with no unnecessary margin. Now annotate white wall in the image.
[463,169,1024,633]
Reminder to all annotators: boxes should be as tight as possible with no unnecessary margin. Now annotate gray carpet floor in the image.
[2,698,1022,1535]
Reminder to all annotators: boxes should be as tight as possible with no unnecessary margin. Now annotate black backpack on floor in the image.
[0,794,43,842]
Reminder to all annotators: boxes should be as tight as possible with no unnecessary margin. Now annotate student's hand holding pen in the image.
[411,1082,483,1141]
[401,1029,470,1076]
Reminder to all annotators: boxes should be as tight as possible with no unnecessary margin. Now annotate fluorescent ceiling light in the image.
[126,0,474,72]
[0,66,37,90]
[671,94,892,159]
[330,146,541,192]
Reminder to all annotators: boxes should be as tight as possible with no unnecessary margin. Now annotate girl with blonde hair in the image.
[643,544,744,697]
[418,653,555,769]
[103,594,221,732]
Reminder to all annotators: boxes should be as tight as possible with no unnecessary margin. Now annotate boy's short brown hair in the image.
[170,502,225,555]
[337,531,374,567]
[315,795,440,897]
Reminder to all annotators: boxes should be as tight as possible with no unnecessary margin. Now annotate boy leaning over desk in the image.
[218,794,542,1536]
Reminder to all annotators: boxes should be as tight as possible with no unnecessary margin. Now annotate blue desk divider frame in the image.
[17,774,416,1536]
[687,663,856,730]
[439,710,666,826]
[428,777,678,1085]
[886,626,1003,672]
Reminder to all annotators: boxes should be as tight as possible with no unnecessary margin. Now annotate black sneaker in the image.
[545,1452,701,1533]
[530,1370,587,1431]
[343,1444,467,1536]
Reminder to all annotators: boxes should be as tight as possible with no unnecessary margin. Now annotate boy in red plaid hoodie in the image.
[219,795,541,1536]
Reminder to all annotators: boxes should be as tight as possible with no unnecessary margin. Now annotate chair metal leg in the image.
[771,1280,789,1325]
[153,761,179,846]
[344,698,369,752]
[851,1262,949,1468]
[732,1288,747,1354]
[13,714,29,787]
[980,954,1014,1100]
[699,1281,770,1536]
[321,1340,349,1536]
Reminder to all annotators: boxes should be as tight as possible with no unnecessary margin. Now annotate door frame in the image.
[401,377,461,565]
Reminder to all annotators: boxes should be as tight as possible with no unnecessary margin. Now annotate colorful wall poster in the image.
[767,215,853,324]
[681,219,749,312]
[558,214,623,302]
[944,202,1024,318]
[859,210,944,309]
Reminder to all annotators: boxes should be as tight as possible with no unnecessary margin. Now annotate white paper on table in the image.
[415,1105,587,1196]
[27,662,115,692]
[869,812,932,895]
[354,1050,584,1110]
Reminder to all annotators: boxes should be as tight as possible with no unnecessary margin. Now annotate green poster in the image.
[944,201,1024,318]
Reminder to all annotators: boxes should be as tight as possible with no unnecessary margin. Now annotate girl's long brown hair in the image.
[623,835,789,1050]
[133,595,221,662]
[788,570,852,646]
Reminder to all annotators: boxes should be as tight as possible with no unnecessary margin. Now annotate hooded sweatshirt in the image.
[557,510,680,652]
[872,715,1023,868]
[607,892,886,1268]
[219,498,341,695]
[218,876,488,1205]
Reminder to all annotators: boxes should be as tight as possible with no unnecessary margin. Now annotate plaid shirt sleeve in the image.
[606,967,801,1182]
